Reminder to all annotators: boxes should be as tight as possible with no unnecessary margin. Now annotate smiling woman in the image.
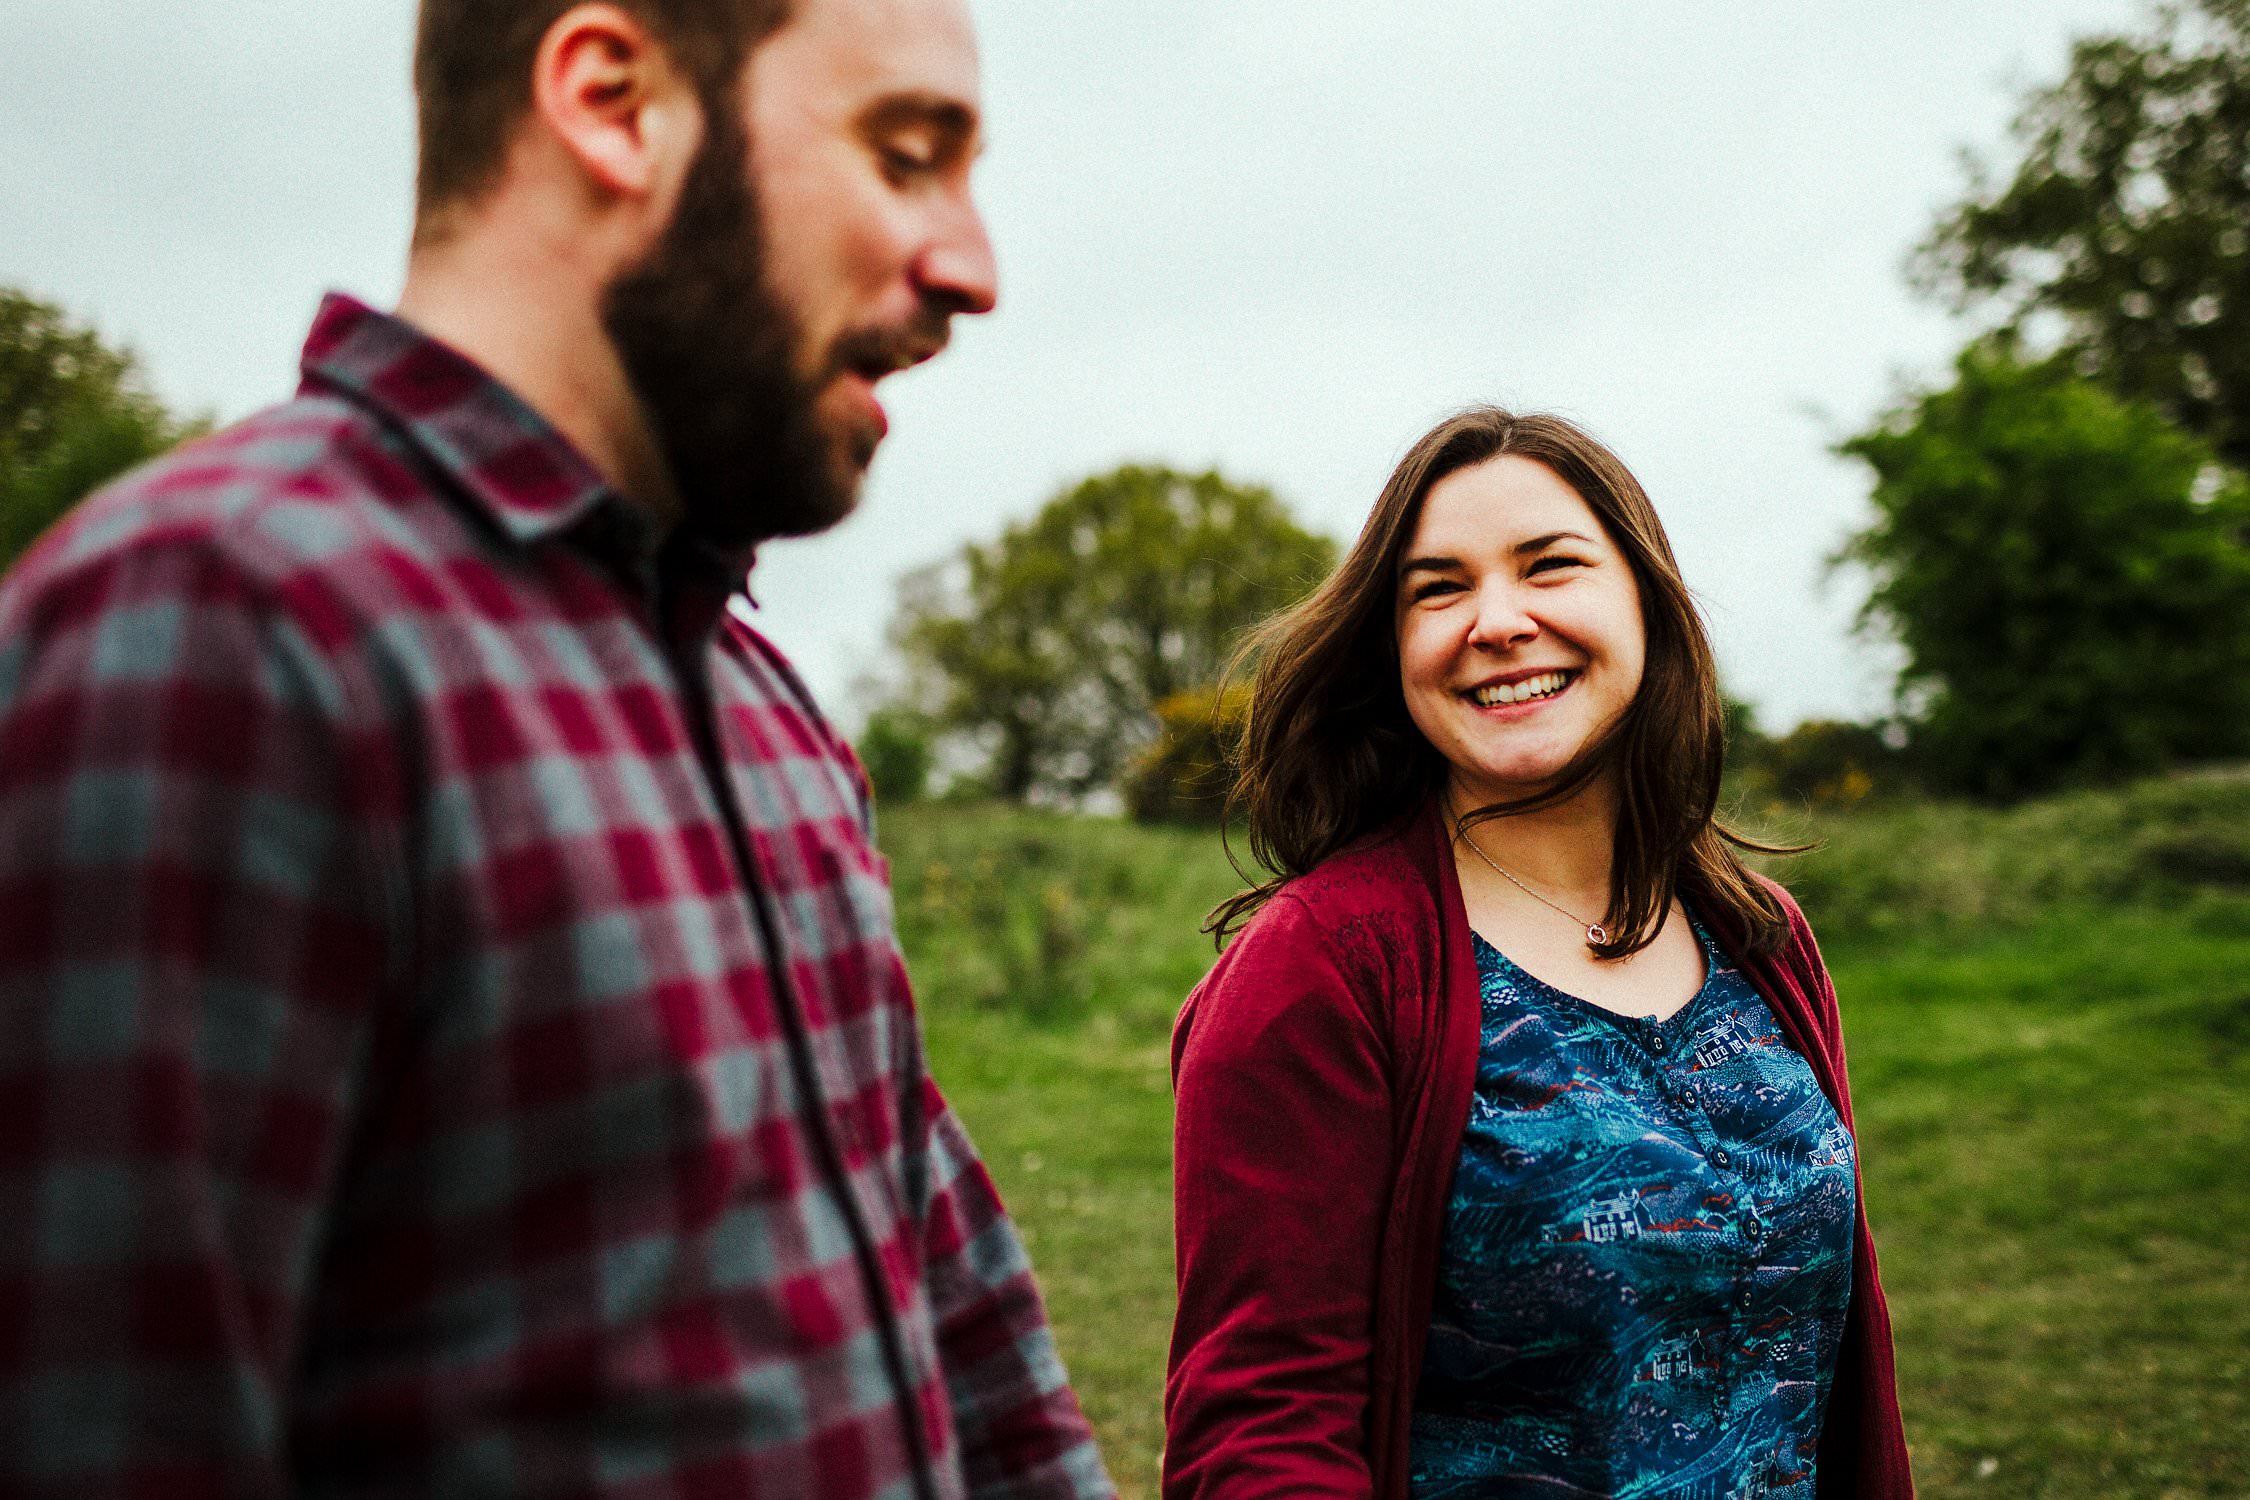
[1165,407,1915,1500]
[1209,409,1793,961]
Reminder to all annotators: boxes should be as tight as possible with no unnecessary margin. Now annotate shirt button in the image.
[1711,1147,1733,1169]
[1737,1287,1755,1311]
[1648,1033,1669,1055]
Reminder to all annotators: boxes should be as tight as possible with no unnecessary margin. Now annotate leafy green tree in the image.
[1,287,200,571]
[893,465,1336,802]
[1838,341,2250,799]
[1916,0,2250,465]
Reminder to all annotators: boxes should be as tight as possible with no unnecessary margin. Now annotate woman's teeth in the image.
[1470,671,1571,707]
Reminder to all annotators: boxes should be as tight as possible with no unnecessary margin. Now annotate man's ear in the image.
[529,3,703,203]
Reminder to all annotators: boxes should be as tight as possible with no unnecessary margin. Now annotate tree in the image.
[1837,341,2250,799]
[892,465,1336,802]
[1,287,199,571]
[1916,0,2250,466]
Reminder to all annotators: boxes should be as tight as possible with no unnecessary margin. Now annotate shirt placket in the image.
[651,551,941,1500]
[1637,1011,1769,1376]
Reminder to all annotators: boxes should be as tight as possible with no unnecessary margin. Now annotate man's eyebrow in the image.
[858,93,981,153]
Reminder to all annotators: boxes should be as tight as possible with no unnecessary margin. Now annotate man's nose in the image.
[913,193,998,317]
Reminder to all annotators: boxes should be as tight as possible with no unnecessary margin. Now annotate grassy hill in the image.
[882,774,2250,1499]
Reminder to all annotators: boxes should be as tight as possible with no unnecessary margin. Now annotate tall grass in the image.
[885,806,1242,1030]
[1737,766,2250,940]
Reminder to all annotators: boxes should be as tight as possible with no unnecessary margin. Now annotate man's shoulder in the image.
[717,610,873,825]
[5,390,435,615]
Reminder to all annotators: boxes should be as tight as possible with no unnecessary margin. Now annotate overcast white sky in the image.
[3,0,2148,732]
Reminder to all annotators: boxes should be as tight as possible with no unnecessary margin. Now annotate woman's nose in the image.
[1465,580,1539,650]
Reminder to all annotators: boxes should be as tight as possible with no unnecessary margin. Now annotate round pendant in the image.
[1587,923,1609,945]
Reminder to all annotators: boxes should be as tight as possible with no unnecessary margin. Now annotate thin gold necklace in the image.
[1456,820,1611,947]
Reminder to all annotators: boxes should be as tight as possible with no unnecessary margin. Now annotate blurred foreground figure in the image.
[0,1,1111,1495]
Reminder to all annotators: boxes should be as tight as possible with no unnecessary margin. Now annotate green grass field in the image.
[884,786,2250,1500]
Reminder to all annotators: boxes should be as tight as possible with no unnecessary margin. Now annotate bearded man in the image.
[0,2,1113,1496]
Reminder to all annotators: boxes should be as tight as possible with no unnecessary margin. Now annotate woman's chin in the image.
[1451,765,1569,807]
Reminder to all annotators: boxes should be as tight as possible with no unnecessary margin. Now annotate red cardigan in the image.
[1166,802,1913,1499]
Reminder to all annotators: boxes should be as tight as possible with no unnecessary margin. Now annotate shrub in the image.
[1122,686,1246,826]
[1734,718,1913,809]
[856,707,934,806]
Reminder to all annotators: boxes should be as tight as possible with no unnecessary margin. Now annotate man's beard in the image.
[600,91,850,549]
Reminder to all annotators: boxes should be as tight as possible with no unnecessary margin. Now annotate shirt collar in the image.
[299,294,764,621]
[299,292,640,553]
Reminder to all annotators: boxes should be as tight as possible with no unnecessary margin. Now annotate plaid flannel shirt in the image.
[0,295,1113,1500]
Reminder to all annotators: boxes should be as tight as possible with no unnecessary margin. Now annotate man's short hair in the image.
[414,0,792,224]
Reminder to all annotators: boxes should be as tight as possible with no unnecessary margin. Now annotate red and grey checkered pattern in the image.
[0,295,1111,1499]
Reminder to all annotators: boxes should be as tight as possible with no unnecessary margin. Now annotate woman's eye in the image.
[1528,555,1586,576]
[1410,579,1463,602]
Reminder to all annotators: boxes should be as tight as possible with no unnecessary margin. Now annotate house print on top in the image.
[1582,1192,1642,1244]
[1642,1330,1710,1383]
[1809,1121,1854,1170]
[1727,1453,1811,1500]
[1692,1016,1754,1070]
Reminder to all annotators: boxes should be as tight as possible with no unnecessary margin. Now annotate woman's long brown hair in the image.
[1208,406,1796,955]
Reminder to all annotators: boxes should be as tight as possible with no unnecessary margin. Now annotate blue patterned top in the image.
[1408,915,1857,1500]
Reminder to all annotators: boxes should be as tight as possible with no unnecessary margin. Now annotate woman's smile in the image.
[1462,668,1580,710]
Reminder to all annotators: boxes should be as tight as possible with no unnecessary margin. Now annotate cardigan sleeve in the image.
[1755,875,1858,1133]
[1751,880,1915,1498]
[1165,893,1396,1500]
[1787,899,1859,1133]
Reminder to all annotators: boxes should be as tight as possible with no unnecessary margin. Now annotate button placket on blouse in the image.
[1644,1023,1727,1164]
[1666,1008,1762,1342]
[1731,1154,1772,1355]
[1639,1024,1693,1139]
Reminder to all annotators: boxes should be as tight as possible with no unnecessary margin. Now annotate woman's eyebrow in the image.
[1514,530,1595,555]
[1398,555,1461,578]
[1400,532,1597,578]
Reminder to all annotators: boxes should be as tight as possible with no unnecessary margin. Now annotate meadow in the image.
[885,773,2250,1500]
